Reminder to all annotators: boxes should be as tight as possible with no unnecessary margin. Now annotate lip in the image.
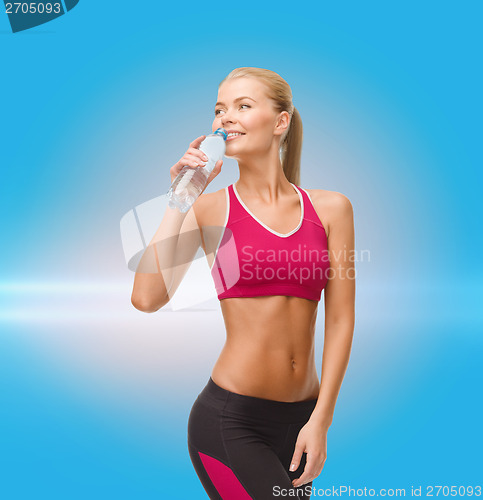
[226,132,245,141]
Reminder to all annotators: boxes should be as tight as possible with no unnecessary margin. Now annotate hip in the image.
[189,376,317,429]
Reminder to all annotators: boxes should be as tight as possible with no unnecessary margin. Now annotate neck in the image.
[235,149,293,203]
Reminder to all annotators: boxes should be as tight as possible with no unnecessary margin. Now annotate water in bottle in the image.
[167,128,227,213]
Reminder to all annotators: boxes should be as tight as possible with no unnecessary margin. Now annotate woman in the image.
[131,67,355,499]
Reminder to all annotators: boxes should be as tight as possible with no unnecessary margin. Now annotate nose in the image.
[220,108,236,127]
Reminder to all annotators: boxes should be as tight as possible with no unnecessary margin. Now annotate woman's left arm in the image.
[290,191,356,488]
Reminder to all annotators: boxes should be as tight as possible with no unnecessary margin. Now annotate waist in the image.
[215,295,319,400]
[197,376,318,424]
[212,344,319,402]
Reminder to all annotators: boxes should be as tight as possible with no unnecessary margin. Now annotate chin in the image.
[225,148,254,161]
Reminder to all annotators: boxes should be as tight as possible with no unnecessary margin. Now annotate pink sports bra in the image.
[210,183,330,302]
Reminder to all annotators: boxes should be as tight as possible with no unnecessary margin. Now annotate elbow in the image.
[325,313,355,332]
[131,294,168,313]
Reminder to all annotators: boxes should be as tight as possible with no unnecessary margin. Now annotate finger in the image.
[289,442,305,472]
[208,159,222,171]
[187,147,209,162]
[189,135,206,149]
[179,154,207,169]
[292,455,322,487]
[292,469,312,488]
[292,472,311,488]
[205,161,222,184]
[212,160,223,175]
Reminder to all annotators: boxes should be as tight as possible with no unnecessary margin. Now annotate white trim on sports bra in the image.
[232,182,304,238]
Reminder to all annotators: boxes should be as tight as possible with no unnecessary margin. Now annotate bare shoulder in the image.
[304,188,353,237]
[192,187,228,259]
[192,186,228,228]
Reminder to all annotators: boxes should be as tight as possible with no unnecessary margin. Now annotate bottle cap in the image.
[214,128,228,141]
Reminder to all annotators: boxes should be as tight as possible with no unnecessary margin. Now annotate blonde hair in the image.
[219,67,303,186]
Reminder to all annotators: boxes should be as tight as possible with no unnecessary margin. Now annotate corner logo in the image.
[4,0,79,33]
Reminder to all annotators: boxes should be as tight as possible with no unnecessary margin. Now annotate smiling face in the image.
[213,77,289,161]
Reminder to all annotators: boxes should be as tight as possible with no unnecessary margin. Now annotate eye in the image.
[214,104,251,116]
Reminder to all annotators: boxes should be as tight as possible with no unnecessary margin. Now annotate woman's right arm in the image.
[131,135,223,313]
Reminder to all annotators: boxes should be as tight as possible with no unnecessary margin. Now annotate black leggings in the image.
[187,377,318,499]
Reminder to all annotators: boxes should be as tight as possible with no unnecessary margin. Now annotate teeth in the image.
[228,132,243,137]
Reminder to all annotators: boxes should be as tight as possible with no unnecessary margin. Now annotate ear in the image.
[274,111,291,136]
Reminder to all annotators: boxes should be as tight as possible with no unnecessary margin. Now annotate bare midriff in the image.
[211,294,321,402]
[196,188,323,403]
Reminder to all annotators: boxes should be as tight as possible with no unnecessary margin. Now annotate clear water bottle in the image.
[167,128,227,213]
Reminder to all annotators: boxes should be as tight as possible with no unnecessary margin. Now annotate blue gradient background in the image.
[1,1,482,498]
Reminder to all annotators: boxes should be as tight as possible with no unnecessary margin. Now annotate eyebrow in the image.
[215,96,257,107]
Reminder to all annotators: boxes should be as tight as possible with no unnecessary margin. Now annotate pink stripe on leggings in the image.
[198,451,252,499]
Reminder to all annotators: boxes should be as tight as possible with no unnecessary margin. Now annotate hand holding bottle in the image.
[169,135,223,188]
[167,128,227,213]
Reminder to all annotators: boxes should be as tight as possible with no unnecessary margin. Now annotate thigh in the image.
[188,398,312,499]
[279,420,316,497]
[188,397,254,499]
[221,412,313,499]
[188,397,226,499]
[188,441,223,500]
